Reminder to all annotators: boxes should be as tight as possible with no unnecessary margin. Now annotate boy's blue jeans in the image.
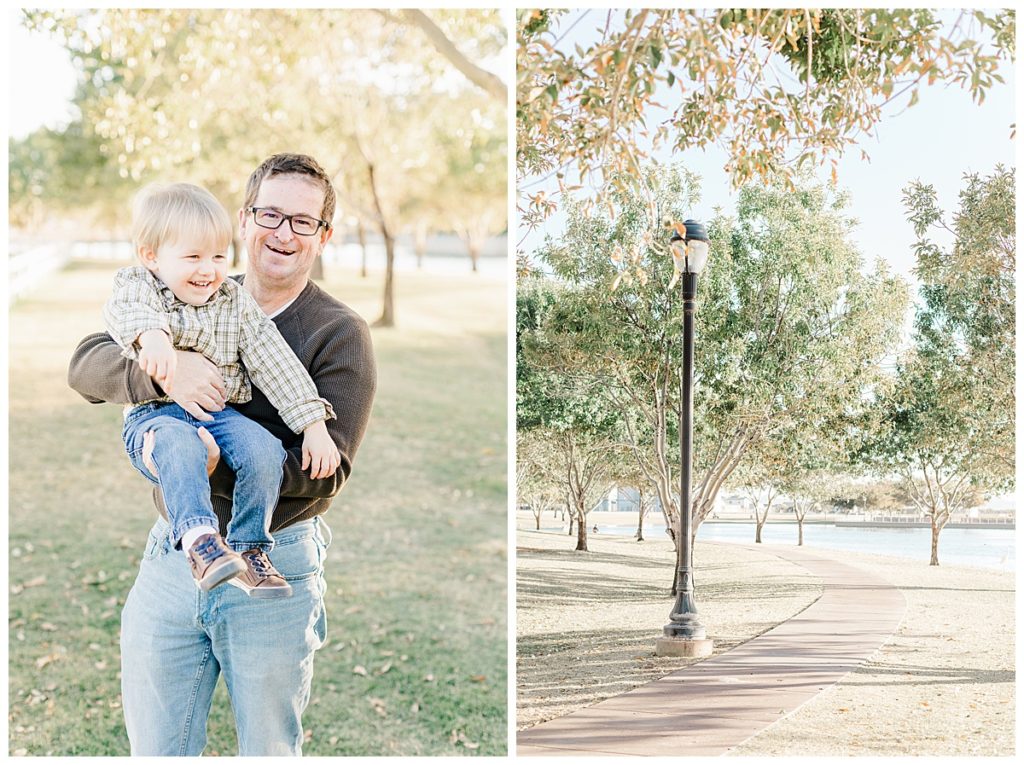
[122,402,286,552]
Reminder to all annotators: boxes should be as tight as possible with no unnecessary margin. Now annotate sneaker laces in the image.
[246,549,274,578]
[194,536,225,563]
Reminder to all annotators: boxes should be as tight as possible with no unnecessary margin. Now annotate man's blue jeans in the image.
[120,514,331,755]
[122,402,286,552]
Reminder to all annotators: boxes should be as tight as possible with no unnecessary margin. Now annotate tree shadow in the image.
[842,663,1015,687]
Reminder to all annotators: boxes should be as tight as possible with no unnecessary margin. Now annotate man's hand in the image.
[137,329,177,392]
[156,350,227,422]
[143,426,221,478]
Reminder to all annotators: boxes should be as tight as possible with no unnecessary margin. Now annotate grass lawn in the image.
[8,259,508,755]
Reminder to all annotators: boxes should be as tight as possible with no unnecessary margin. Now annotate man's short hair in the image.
[132,182,233,254]
[243,153,337,228]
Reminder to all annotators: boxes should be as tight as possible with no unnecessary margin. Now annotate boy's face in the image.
[139,236,229,306]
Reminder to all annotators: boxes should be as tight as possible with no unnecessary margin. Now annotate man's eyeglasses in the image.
[248,207,330,237]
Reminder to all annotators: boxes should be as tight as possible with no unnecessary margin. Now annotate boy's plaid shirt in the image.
[104,266,335,434]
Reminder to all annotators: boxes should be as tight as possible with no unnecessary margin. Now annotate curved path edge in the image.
[517,542,907,757]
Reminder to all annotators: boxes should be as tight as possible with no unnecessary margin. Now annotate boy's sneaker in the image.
[227,548,294,599]
[187,533,246,591]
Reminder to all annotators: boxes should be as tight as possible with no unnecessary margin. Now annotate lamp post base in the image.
[655,636,714,658]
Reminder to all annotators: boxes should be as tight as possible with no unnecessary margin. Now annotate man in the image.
[67,153,376,755]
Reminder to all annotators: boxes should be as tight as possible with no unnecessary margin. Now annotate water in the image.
[572,521,1016,572]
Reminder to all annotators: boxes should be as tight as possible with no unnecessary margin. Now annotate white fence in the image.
[66,233,509,277]
[9,244,72,301]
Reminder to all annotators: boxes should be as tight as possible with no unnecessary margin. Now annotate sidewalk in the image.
[517,544,907,756]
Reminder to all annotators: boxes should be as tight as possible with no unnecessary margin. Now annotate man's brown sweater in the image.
[68,277,377,533]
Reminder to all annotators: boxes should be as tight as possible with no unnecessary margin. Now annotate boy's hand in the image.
[137,329,177,391]
[301,420,341,480]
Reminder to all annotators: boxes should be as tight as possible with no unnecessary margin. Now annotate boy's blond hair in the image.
[132,182,233,255]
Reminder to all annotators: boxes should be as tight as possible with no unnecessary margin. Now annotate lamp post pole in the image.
[656,220,714,658]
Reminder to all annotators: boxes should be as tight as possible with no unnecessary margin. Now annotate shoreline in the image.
[532,509,1014,530]
[516,526,1015,755]
[522,511,1014,572]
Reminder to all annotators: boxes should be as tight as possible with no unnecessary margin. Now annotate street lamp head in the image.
[669,219,711,275]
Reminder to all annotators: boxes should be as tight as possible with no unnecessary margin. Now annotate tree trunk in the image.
[636,508,644,542]
[468,240,480,273]
[365,160,396,328]
[414,224,428,270]
[231,234,244,269]
[310,253,324,281]
[575,508,588,552]
[357,218,369,278]
[568,514,574,536]
[930,520,941,566]
[534,512,541,531]
[375,231,395,327]
[797,518,804,546]
[755,515,765,543]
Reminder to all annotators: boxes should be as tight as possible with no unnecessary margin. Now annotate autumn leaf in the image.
[352,665,368,676]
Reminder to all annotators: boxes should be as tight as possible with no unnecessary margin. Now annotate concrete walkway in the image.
[517,543,907,756]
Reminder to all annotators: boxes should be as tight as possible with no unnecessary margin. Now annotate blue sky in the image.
[518,9,1016,292]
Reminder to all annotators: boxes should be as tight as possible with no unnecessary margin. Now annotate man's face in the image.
[239,174,332,290]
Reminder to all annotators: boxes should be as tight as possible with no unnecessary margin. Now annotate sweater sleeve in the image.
[276,313,376,501]
[67,332,165,405]
[102,267,171,360]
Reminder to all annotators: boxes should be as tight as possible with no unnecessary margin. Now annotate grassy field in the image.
[8,259,508,755]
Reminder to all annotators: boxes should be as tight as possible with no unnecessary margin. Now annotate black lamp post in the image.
[656,219,714,657]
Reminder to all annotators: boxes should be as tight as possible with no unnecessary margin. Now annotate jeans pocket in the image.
[269,536,322,582]
[142,526,168,560]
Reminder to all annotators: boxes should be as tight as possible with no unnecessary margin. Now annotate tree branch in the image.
[400,9,507,101]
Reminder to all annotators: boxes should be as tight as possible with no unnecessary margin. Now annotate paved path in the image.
[517,543,907,756]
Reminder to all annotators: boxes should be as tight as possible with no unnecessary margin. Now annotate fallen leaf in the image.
[470,675,487,683]
[35,654,61,669]
[39,623,57,632]
[352,665,368,676]
[424,674,435,682]
[410,701,420,714]
[23,576,46,589]
[450,729,480,749]
[376,662,392,675]
[368,697,387,718]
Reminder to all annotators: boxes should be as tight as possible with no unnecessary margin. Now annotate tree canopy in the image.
[12,8,507,323]
[858,167,1015,564]
[519,164,909,548]
[517,8,1014,228]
